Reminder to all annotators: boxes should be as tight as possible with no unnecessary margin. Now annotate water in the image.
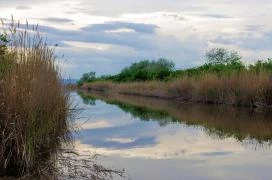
[72,91,272,180]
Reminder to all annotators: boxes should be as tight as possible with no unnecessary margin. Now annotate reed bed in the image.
[0,21,71,177]
[83,71,272,108]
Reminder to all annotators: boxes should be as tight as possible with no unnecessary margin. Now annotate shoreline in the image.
[79,87,272,109]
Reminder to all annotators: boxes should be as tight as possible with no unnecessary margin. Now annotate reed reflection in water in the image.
[74,91,272,180]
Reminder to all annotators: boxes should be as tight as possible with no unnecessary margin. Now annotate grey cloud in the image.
[77,0,210,16]
[162,13,186,21]
[16,6,32,10]
[26,21,204,78]
[242,32,272,50]
[244,25,264,32]
[201,14,232,19]
[213,31,272,50]
[64,7,95,15]
[40,18,73,23]
[29,21,159,50]
[81,22,159,34]
[55,29,204,78]
[0,0,55,7]
[15,21,161,77]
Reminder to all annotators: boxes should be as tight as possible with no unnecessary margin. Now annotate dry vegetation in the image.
[79,48,272,108]
[0,20,71,177]
[0,19,127,179]
[82,71,272,108]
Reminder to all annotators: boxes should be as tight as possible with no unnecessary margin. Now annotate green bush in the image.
[77,71,96,86]
[249,59,272,73]
[113,58,175,82]
[171,61,246,78]
[77,58,175,85]
[0,33,13,78]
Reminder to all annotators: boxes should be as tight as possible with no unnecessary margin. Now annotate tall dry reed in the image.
[83,72,272,107]
[0,20,70,177]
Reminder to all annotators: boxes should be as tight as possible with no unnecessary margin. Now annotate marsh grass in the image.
[83,71,272,107]
[0,20,71,177]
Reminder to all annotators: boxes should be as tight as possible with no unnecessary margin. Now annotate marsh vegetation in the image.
[0,20,125,179]
[79,49,272,108]
[0,20,71,177]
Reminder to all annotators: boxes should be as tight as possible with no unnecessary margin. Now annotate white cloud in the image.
[63,41,116,51]
[105,137,137,144]
[105,28,136,34]
[1,0,272,78]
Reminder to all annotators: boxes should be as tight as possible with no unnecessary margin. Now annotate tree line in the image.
[77,48,272,86]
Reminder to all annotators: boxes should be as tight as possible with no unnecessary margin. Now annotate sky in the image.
[1,0,272,78]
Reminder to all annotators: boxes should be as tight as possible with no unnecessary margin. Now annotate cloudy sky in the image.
[1,0,272,78]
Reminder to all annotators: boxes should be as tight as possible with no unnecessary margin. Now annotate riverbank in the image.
[80,71,272,108]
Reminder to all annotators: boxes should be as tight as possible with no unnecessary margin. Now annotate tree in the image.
[82,72,96,82]
[117,59,175,82]
[149,58,175,80]
[205,48,241,65]
[77,71,96,86]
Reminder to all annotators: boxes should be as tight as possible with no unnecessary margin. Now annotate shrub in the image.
[77,58,175,85]
[171,61,246,78]
[249,58,272,73]
[117,58,174,81]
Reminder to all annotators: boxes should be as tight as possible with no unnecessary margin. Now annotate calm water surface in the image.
[72,91,272,180]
